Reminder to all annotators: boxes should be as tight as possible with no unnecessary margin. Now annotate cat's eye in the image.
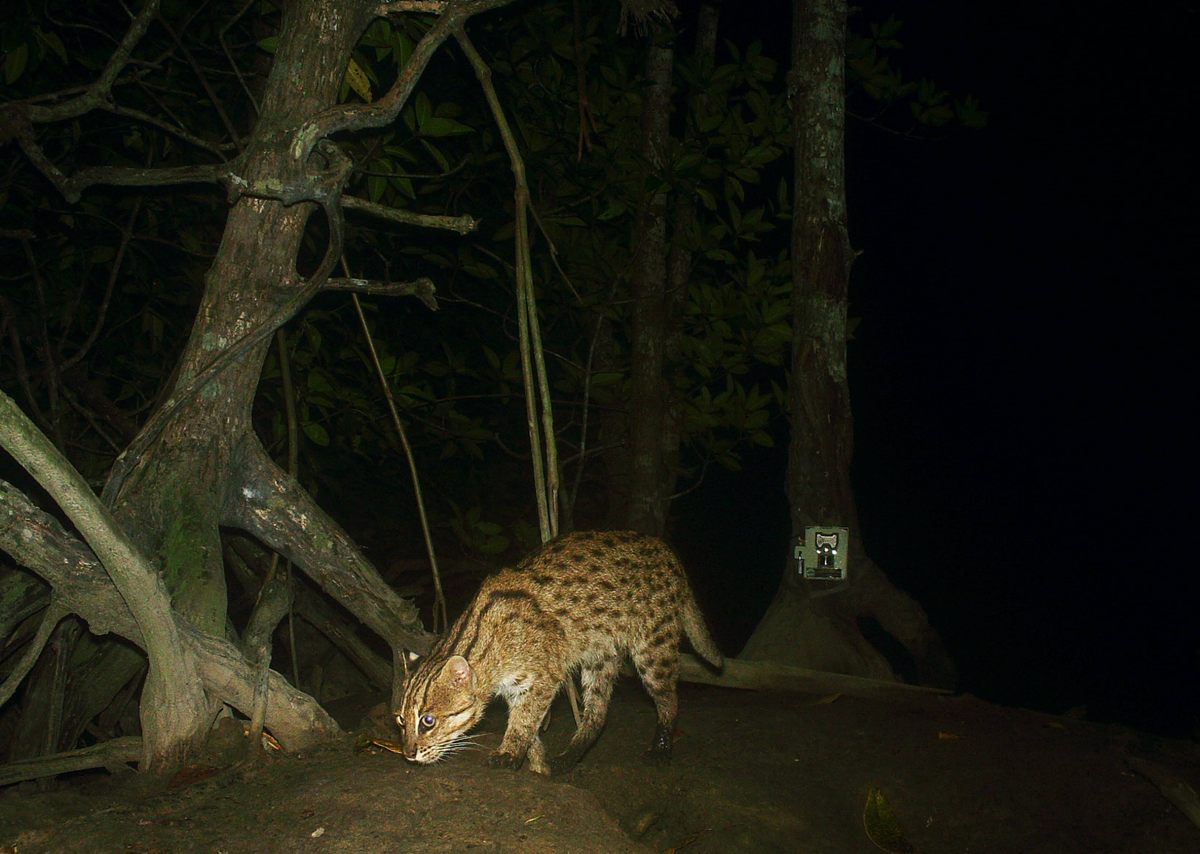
[395,716,405,730]
[419,713,436,731]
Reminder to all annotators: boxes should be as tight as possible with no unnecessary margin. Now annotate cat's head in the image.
[395,654,485,764]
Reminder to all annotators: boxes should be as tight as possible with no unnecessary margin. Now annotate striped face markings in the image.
[396,652,487,764]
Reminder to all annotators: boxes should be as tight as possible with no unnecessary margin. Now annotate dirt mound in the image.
[2,683,1198,853]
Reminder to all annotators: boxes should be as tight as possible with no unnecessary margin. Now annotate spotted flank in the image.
[394,531,723,774]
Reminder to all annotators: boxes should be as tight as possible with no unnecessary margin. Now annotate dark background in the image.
[676,0,1195,736]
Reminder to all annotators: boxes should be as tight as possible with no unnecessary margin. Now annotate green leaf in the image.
[751,430,775,447]
[307,370,334,394]
[35,29,67,64]
[421,116,473,137]
[590,371,624,386]
[420,139,450,172]
[415,92,432,126]
[597,200,626,221]
[368,174,386,203]
[390,175,414,199]
[303,421,330,447]
[4,43,28,84]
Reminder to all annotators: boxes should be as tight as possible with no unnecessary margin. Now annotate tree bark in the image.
[625,41,675,536]
[741,0,953,688]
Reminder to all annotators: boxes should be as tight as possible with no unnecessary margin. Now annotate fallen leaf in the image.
[812,693,843,705]
[633,810,660,835]
[863,788,914,853]
[936,731,961,740]
[661,827,707,853]
[370,738,406,754]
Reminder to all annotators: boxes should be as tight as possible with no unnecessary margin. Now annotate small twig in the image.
[527,202,583,304]
[61,198,142,371]
[0,602,67,708]
[21,235,65,450]
[23,0,165,124]
[156,12,243,149]
[341,195,478,234]
[665,454,712,501]
[105,101,229,158]
[572,0,597,160]
[342,256,447,634]
[567,312,605,519]
[219,0,262,119]
[325,276,439,311]
[0,295,53,434]
[58,385,124,453]
[455,27,559,540]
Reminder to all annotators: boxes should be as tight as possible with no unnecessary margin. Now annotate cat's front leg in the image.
[489,682,556,771]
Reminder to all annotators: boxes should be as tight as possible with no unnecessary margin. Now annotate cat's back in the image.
[489,530,688,628]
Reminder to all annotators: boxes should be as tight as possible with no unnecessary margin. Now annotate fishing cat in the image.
[395,530,723,774]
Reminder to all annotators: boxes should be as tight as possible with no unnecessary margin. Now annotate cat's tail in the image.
[681,586,724,670]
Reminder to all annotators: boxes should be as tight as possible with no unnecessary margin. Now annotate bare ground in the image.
[2,681,1198,853]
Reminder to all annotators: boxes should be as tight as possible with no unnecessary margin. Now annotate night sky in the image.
[678,0,1195,735]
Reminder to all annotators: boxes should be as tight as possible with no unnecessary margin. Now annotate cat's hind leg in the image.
[550,656,621,773]
[631,643,680,764]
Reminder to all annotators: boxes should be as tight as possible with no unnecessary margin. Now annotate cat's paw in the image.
[643,724,673,765]
[487,750,524,770]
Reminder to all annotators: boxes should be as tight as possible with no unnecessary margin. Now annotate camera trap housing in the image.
[794,526,850,582]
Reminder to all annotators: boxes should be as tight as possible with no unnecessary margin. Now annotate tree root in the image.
[0,736,142,786]
[0,478,339,750]
[0,602,66,707]
[226,536,392,690]
[678,653,952,701]
[231,443,432,655]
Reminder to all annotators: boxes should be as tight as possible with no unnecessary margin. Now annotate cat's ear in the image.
[446,655,473,688]
[400,649,421,679]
